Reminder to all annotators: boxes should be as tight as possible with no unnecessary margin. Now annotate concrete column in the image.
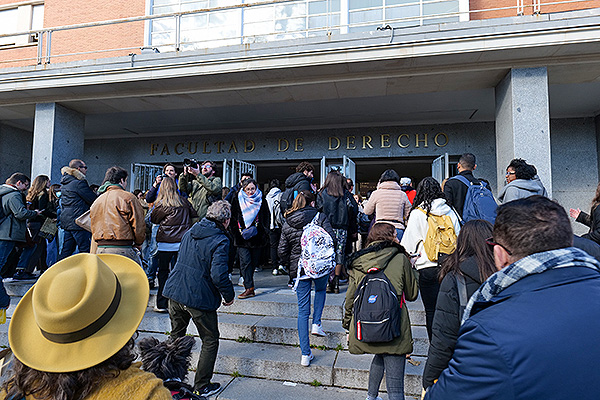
[495,67,552,197]
[31,103,85,182]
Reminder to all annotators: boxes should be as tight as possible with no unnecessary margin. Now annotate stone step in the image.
[149,285,427,326]
[139,307,429,355]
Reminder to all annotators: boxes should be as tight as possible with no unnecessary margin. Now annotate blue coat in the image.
[425,265,600,399]
[163,218,235,311]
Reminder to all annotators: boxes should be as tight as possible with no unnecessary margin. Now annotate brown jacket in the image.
[90,185,146,246]
[150,197,197,243]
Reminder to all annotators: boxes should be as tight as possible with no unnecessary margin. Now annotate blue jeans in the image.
[296,274,328,356]
[368,354,406,400]
[0,241,15,308]
[59,229,92,260]
[145,224,159,281]
[395,228,405,242]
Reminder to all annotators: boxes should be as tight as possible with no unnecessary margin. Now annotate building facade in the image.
[0,0,599,233]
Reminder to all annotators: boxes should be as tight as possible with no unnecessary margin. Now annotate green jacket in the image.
[178,172,222,220]
[343,240,419,355]
[0,184,38,242]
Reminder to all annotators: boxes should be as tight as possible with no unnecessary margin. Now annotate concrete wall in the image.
[551,118,598,236]
[0,123,32,182]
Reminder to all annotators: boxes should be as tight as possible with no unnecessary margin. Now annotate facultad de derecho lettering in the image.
[150,133,449,156]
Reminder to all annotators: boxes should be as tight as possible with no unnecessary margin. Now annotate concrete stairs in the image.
[1,270,428,399]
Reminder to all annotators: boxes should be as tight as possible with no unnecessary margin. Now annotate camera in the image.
[183,158,199,169]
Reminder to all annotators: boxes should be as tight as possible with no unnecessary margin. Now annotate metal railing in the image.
[0,0,595,67]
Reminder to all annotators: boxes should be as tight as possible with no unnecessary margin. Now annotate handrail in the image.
[0,0,595,66]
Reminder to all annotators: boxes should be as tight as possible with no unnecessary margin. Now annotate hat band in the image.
[39,277,122,344]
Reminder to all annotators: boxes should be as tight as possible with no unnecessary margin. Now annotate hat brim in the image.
[9,254,149,373]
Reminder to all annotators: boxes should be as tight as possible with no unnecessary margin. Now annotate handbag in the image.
[39,218,58,241]
[75,210,92,232]
[239,216,258,240]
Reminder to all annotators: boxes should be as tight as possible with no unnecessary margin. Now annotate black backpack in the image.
[279,187,298,215]
[352,269,403,343]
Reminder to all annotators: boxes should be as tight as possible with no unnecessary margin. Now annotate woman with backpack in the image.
[316,170,357,294]
[343,222,418,400]
[422,219,496,392]
[229,178,270,299]
[278,190,335,367]
[151,177,197,312]
[400,177,461,340]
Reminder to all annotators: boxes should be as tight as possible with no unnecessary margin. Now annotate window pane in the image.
[309,1,327,14]
[153,0,177,5]
[330,0,340,12]
[244,21,273,35]
[0,8,18,34]
[386,4,419,20]
[275,4,306,19]
[153,17,176,30]
[151,31,174,44]
[181,14,208,29]
[308,15,328,28]
[153,5,179,14]
[245,6,273,23]
[349,9,381,24]
[210,0,239,7]
[423,0,459,16]
[386,0,418,4]
[31,5,44,30]
[275,17,306,32]
[349,0,382,10]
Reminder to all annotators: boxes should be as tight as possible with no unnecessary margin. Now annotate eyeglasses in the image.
[80,165,88,170]
[505,171,515,176]
[486,237,512,255]
[201,164,211,169]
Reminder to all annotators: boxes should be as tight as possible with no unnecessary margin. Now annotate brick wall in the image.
[471,0,598,20]
[0,0,145,68]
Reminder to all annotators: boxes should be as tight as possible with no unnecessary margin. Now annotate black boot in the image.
[326,276,335,293]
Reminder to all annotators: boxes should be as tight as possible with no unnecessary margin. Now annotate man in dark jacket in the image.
[0,173,40,306]
[443,153,488,218]
[426,196,600,399]
[58,159,97,259]
[162,200,234,398]
[280,161,315,214]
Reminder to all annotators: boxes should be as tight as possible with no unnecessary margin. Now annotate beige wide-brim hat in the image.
[9,253,149,373]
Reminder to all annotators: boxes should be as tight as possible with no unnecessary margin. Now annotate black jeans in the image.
[169,300,219,391]
[59,229,92,260]
[269,228,281,267]
[419,266,441,341]
[156,250,178,309]
[238,247,261,289]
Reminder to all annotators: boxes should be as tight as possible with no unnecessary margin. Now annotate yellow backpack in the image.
[418,208,457,262]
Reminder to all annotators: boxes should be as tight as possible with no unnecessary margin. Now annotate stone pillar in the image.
[495,67,552,197]
[31,103,85,182]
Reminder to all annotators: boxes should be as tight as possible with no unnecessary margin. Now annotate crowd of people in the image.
[1,152,600,399]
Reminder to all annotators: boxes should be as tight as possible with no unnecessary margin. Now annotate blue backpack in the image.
[453,175,497,224]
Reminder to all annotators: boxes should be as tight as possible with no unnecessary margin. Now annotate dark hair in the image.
[366,223,396,246]
[162,163,176,174]
[379,169,400,184]
[240,172,253,180]
[202,161,217,174]
[240,178,257,189]
[346,178,354,190]
[411,177,446,215]
[268,179,280,192]
[49,184,61,204]
[296,161,315,174]
[285,190,315,217]
[103,166,128,185]
[507,158,536,180]
[69,159,85,169]
[2,337,136,400]
[133,189,143,197]
[439,220,496,283]
[459,153,476,170]
[6,173,30,186]
[592,182,600,211]
[494,196,573,259]
[321,170,345,197]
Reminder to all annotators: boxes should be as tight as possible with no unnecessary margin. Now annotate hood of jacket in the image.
[347,240,407,273]
[0,184,17,197]
[60,166,86,184]
[418,198,452,216]
[459,255,484,285]
[377,181,402,191]
[190,217,228,241]
[499,178,546,197]
[285,206,318,230]
[266,187,282,199]
[285,172,310,189]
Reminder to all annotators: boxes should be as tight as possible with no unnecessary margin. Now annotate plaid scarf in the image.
[238,188,263,228]
[462,247,600,324]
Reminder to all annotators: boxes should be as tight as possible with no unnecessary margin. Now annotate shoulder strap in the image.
[455,273,468,319]
[453,175,472,187]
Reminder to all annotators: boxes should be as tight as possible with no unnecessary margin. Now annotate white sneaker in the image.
[300,353,314,367]
[311,324,327,337]
[238,277,244,287]
[272,268,279,276]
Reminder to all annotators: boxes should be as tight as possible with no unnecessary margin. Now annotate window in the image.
[0,2,44,47]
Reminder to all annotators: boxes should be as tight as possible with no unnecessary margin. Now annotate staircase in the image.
[2,269,429,399]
